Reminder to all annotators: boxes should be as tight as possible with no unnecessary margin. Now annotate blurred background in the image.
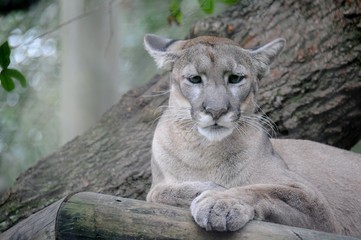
[0,0,232,194]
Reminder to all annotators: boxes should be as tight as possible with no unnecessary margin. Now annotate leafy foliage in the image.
[198,0,215,14]
[0,41,27,92]
[0,41,11,69]
[219,0,239,4]
[168,0,239,25]
[169,0,183,25]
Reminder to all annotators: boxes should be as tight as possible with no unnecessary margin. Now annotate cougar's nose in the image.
[205,107,228,121]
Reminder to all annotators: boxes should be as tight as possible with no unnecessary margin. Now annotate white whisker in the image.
[238,115,275,138]
[251,99,278,136]
[234,123,249,138]
[143,90,170,98]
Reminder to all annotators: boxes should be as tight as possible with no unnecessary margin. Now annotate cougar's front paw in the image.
[190,190,254,231]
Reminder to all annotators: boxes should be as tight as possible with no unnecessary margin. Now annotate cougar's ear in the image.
[144,34,181,70]
[250,38,285,79]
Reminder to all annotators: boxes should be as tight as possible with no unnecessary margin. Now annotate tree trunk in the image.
[60,0,123,144]
[1,192,359,240]
[1,0,360,233]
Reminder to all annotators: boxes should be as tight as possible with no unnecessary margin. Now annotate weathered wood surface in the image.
[0,198,64,240]
[1,192,360,240]
[1,0,360,233]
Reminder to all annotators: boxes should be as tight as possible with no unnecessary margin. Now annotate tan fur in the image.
[144,34,361,236]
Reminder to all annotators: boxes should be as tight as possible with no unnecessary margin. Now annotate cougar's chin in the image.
[197,124,234,142]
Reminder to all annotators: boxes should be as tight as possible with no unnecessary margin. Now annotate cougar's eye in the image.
[228,74,245,84]
[188,76,202,84]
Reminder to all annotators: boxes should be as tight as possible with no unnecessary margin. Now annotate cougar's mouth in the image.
[194,111,236,141]
[208,123,224,130]
[197,123,234,142]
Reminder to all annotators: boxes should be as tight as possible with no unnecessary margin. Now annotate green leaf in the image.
[169,0,183,24]
[0,72,15,91]
[169,0,182,14]
[0,41,11,69]
[218,0,239,4]
[3,68,27,87]
[174,9,183,24]
[198,0,214,14]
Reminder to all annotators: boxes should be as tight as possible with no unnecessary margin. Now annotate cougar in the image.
[144,34,361,236]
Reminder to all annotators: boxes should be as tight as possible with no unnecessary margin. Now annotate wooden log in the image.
[1,192,360,240]
[0,198,64,240]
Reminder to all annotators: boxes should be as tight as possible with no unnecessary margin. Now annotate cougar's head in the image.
[144,34,284,141]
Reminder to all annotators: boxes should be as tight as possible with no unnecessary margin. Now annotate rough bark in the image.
[2,192,359,240]
[0,0,360,233]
